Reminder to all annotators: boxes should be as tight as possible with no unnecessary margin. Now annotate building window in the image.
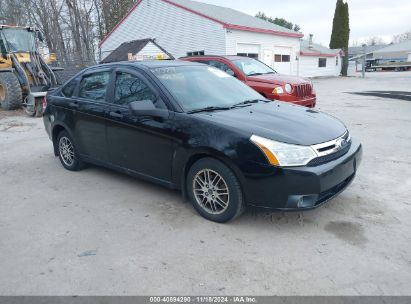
[237,53,259,59]
[319,58,327,68]
[187,50,205,56]
[274,54,290,62]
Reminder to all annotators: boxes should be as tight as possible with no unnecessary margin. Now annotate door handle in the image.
[69,101,79,108]
[110,111,124,119]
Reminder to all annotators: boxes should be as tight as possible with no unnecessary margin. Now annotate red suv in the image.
[182,55,316,108]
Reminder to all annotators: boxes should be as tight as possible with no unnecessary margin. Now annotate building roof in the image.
[100,38,174,63]
[99,0,303,47]
[300,40,340,57]
[165,0,300,35]
[373,40,411,54]
[348,44,386,57]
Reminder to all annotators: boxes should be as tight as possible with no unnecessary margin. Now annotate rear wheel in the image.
[0,72,23,110]
[187,158,245,223]
[57,130,84,171]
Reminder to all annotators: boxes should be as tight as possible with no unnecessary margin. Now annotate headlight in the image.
[284,83,292,94]
[250,135,317,167]
[272,86,284,94]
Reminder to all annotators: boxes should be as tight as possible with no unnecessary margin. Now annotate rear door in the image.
[105,68,174,183]
[73,69,111,162]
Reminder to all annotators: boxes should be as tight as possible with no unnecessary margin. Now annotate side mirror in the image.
[129,99,168,119]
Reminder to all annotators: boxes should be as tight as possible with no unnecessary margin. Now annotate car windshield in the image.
[233,58,276,76]
[1,29,36,52]
[152,66,264,112]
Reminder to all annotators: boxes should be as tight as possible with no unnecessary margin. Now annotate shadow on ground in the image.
[347,91,411,101]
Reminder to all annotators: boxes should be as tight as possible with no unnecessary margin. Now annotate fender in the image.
[172,145,248,201]
[51,121,77,156]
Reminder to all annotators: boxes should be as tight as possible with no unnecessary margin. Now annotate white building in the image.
[99,0,303,75]
[298,37,342,77]
[99,0,341,77]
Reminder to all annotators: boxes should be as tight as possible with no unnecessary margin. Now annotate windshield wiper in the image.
[233,99,267,107]
[248,73,264,76]
[187,106,232,114]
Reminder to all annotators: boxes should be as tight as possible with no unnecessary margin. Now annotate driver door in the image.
[105,68,174,183]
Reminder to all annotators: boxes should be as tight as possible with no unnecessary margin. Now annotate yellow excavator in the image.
[0,25,61,116]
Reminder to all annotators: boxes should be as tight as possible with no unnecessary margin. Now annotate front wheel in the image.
[187,158,245,223]
[57,130,84,171]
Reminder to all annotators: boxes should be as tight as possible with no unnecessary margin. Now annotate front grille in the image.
[307,142,351,166]
[294,84,312,98]
[308,132,351,166]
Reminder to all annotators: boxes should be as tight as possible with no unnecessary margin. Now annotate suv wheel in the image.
[57,130,84,171]
[187,158,245,223]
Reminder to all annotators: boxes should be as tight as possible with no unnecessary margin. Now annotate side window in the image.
[206,60,236,77]
[61,79,77,98]
[78,71,110,101]
[114,72,157,106]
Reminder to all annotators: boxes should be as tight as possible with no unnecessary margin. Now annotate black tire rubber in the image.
[56,130,84,171]
[0,72,23,110]
[187,157,245,223]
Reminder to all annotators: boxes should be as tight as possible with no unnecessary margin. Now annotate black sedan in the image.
[43,60,362,223]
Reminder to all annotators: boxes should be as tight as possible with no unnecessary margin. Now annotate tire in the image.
[187,157,245,223]
[0,72,23,110]
[56,130,84,171]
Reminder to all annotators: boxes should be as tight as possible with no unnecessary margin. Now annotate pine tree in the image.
[330,0,350,76]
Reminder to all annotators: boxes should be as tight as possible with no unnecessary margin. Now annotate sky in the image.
[199,0,411,46]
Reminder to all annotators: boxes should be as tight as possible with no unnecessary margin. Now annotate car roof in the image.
[95,60,203,70]
[182,55,248,61]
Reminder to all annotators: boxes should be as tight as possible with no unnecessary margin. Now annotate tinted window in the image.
[204,60,235,77]
[61,79,77,97]
[78,71,110,101]
[114,72,157,106]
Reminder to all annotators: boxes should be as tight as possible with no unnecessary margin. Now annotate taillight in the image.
[42,96,47,112]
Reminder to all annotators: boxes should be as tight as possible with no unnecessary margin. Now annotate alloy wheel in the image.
[59,136,75,167]
[193,169,230,215]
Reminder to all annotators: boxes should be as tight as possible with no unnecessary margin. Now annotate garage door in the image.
[273,46,292,75]
[237,43,260,59]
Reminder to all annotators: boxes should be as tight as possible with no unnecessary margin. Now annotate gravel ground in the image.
[0,72,410,296]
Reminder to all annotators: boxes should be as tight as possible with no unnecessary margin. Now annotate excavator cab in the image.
[0,25,59,116]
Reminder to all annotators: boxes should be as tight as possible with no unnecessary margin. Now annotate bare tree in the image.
[392,30,411,44]
[366,36,384,46]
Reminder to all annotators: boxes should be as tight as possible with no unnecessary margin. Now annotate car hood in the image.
[196,102,347,146]
[247,73,310,85]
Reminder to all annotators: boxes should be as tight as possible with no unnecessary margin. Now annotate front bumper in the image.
[268,94,317,108]
[242,139,362,210]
